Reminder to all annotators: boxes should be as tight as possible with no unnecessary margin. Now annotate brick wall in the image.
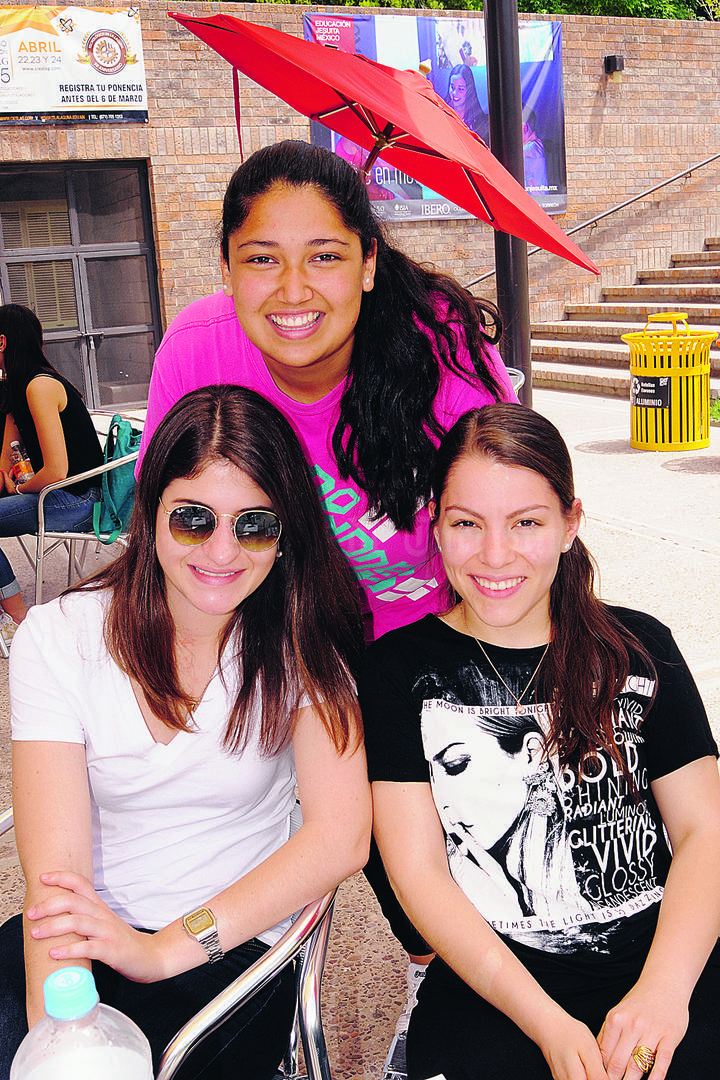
[5,2,720,327]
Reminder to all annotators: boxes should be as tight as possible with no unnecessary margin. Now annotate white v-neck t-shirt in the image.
[10,590,296,943]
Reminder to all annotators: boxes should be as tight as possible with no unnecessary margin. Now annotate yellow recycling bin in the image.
[622,312,715,451]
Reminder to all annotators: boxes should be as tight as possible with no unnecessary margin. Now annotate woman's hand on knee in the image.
[597,982,688,1080]
[26,870,167,984]
[539,1012,609,1080]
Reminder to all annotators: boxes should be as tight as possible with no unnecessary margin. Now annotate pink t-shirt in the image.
[140,291,516,639]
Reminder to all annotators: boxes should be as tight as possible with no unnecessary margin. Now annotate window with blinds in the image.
[7,260,77,330]
[0,200,71,250]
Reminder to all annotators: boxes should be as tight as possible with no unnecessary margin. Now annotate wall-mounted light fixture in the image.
[604,55,624,83]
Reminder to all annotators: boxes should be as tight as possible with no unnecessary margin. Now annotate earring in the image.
[276,549,283,559]
[223,284,231,295]
[562,542,572,553]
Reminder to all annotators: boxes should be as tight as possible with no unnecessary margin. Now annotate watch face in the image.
[185,908,214,935]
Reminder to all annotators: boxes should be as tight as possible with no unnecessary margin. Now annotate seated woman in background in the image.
[0,304,103,633]
[360,402,720,1080]
[522,106,549,191]
[0,384,370,1080]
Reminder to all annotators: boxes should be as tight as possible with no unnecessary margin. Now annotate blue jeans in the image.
[0,486,100,593]
[0,913,295,1080]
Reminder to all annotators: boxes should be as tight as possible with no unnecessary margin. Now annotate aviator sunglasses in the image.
[161,500,282,551]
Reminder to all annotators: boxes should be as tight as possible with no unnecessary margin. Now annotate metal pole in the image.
[484,0,532,404]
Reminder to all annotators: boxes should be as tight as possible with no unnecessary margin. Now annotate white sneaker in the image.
[0,613,18,647]
[394,961,428,1039]
[383,962,429,1079]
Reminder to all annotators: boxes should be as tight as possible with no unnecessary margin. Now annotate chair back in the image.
[156,891,336,1080]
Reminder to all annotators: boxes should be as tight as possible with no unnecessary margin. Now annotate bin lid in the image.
[622,311,719,345]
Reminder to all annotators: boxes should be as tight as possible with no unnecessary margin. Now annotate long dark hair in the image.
[221,140,503,532]
[430,402,656,771]
[75,385,364,755]
[445,65,488,140]
[0,303,61,419]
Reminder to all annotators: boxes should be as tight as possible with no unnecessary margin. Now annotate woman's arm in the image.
[9,377,68,494]
[597,756,720,1080]
[0,411,21,493]
[373,780,609,1080]
[12,740,93,1027]
[26,703,372,983]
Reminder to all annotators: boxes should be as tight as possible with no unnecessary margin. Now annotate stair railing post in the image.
[484,0,532,405]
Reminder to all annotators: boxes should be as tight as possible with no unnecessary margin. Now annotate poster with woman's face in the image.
[304,13,567,221]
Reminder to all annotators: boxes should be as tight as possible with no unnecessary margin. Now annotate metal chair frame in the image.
[13,410,142,604]
[16,449,139,604]
[506,366,526,394]
[0,806,13,836]
[157,890,336,1080]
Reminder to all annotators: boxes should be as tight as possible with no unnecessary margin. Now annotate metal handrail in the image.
[466,149,720,287]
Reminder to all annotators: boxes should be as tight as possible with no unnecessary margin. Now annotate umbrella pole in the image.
[484,0,532,404]
[232,67,244,162]
[360,126,395,178]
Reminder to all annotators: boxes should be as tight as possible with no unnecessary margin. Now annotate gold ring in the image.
[632,1046,656,1073]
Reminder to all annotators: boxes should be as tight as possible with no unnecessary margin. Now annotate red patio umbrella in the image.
[169,11,598,275]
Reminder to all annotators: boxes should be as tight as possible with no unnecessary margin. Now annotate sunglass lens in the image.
[235,510,281,551]
[168,505,216,545]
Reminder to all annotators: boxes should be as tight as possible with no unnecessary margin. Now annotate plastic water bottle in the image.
[9,440,34,485]
[10,967,153,1080]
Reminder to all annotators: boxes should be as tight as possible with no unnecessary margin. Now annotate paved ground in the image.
[0,387,718,1079]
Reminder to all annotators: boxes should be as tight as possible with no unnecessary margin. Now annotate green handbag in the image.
[92,415,142,544]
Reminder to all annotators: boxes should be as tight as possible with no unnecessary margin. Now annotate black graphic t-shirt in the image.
[360,609,716,972]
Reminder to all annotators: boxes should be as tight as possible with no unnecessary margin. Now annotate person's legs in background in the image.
[0,490,45,632]
[0,485,99,637]
[0,547,26,635]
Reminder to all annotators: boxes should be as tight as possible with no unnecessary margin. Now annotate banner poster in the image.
[0,6,148,125]
[304,13,567,223]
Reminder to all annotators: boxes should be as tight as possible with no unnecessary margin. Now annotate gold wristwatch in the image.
[182,906,224,964]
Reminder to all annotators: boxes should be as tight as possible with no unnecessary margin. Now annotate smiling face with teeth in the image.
[156,458,279,638]
[433,453,581,648]
[221,183,376,403]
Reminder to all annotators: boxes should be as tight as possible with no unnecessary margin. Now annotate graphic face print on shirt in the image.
[419,658,667,954]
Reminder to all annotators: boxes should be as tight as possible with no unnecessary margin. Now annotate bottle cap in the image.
[43,967,99,1020]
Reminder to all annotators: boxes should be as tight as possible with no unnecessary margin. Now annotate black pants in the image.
[0,914,295,1080]
[407,940,720,1080]
[364,835,431,957]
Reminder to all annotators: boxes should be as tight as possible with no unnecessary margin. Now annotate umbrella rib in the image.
[311,106,477,167]
[465,170,496,225]
[314,97,402,144]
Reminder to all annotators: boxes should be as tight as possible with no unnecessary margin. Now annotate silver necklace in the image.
[474,638,550,714]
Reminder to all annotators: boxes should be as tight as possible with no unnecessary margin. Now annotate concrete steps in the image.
[531,238,720,398]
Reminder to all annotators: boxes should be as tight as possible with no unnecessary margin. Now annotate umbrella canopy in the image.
[170,11,597,275]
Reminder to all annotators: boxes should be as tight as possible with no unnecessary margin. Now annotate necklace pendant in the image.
[515,702,524,715]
